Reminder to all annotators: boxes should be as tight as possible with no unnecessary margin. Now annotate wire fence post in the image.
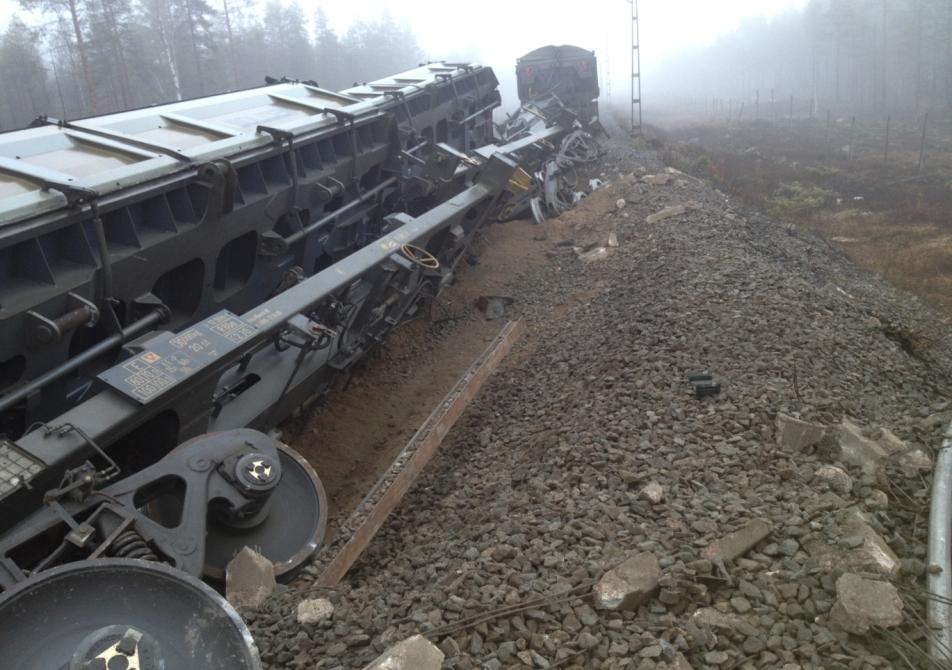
[883,114,891,166]
[848,116,856,162]
[918,112,929,174]
[825,110,831,157]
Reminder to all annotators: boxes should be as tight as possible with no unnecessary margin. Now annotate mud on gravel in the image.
[246,138,952,669]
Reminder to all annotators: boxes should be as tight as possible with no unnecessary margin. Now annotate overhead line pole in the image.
[630,0,643,135]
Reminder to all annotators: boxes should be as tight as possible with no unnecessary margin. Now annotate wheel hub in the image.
[71,625,161,670]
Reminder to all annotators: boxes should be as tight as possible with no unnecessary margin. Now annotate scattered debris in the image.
[879,427,933,475]
[607,230,619,248]
[475,295,514,320]
[837,420,931,477]
[577,246,610,263]
[806,507,901,577]
[838,418,887,468]
[829,573,903,635]
[704,519,772,562]
[588,178,605,190]
[840,508,901,576]
[362,635,444,670]
[226,547,276,610]
[775,413,825,451]
[687,372,720,398]
[615,198,627,210]
[593,552,661,611]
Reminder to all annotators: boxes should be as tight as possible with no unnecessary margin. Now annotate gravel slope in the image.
[247,141,952,670]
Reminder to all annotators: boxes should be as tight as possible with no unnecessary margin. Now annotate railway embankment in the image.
[245,138,952,669]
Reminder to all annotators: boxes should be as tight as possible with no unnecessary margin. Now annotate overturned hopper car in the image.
[0,45,601,669]
[516,44,599,123]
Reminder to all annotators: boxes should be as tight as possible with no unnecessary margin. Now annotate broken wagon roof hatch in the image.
[0,61,480,229]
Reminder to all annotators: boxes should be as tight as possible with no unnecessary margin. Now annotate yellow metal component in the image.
[507,167,532,193]
[527,106,547,121]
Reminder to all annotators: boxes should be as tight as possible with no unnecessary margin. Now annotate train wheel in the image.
[203,442,328,582]
[0,558,261,670]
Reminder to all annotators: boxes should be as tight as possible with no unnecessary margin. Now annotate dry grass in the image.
[660,118,952,320]
[805,211,952,317]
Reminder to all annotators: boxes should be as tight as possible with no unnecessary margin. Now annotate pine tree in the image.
[0,18,51,128]
[313,7,343,90]
[18,0,94,113]
[261,1,312,81]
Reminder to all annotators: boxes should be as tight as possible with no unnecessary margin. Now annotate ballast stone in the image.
[646,204,686,224]
[642,173,674,186]
[593,552,661,611]
[362,635,444,670]
[640,481,664,504]
[829,573,903,634]
[226,546,276,610]
[658,652,693,670]
[297,597,334,625]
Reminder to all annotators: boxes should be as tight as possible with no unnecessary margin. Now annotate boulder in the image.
[646,204,686,224]
[814,465,852,494]
[225,547,276,610]
[297,597,334,625]
[362,635,444,670]
[841,508,900,577]
[775,413,825,451]
[690,607,747,631]
[704,519,771,562]
[805,508,900,577]
[878,427,933,475]
[838,418,886,470]
[593,552,661,611]
[829,573,903,634]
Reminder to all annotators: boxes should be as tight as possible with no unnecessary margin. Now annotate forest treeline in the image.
[0,2,423,130]
[653,0,952,118]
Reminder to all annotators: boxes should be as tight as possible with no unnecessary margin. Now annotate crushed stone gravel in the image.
[245,138,952,670]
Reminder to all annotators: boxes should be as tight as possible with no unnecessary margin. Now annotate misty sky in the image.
[0,0,807,102]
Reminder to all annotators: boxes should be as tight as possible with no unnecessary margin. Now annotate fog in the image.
[0,0,809,129]
[308,0,807,108]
